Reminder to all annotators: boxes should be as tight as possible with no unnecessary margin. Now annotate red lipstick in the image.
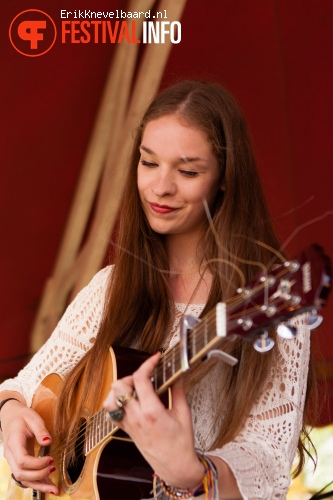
[149,203,177,214]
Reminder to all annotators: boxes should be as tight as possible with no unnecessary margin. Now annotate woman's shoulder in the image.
[65,265,114,313]
[90,264,113,285]
[80,265,114,293]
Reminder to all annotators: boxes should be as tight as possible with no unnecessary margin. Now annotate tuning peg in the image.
[305,311,323,330]
[253,331,275,353]
[277,324,297,339]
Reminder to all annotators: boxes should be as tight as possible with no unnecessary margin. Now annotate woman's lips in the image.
[149,202,177,214]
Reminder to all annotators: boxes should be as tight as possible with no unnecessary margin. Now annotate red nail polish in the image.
[49,466,56,473]
[48,459,54,465]
[43,436,51,442]
[50,492,55,496]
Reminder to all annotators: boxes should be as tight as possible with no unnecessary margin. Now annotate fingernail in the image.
[43,436,51,442]
[49,466,56,473]
[48,459,54,465]
[50,492,55,496]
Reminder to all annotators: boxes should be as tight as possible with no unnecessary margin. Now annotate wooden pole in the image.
[72,0,188,296]
[31,0,188,350]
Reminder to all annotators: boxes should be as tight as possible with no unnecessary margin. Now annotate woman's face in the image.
[137,114,221,240]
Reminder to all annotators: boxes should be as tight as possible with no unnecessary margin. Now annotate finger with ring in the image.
[11,473,27,489]
[108,408,124,422]
[116,392,134,408]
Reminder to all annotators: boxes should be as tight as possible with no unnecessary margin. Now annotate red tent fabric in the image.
[1,0,332,424]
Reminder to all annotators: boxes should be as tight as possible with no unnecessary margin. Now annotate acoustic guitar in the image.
[6,244,331,500]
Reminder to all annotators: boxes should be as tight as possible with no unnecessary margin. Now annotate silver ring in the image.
[11,473,27,489]
[108,408,124,422]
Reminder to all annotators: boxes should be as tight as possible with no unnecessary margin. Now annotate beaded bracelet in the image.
[153,450,218,499]
[0,398,20,431]
[154,478,194,499]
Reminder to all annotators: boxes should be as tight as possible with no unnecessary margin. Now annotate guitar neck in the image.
[151,244,332,395]
[152,304,226,395]
[85,244,331,454]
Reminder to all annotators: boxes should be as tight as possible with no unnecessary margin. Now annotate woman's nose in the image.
[151,172,176,197]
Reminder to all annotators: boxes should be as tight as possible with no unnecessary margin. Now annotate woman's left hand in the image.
[103,352,204,490]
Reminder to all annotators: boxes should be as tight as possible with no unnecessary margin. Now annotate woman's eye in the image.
[141,160,158,167]
[180,170,199,177]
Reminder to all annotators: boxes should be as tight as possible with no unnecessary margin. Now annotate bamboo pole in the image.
[72,0,188,296]
[31,0,188,349]
[30,22,142,351]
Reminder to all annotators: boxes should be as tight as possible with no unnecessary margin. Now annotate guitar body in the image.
[6,346,156,500]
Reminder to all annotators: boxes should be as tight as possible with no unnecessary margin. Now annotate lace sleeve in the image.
[190,315,311,500]
[212,316,310,499]
[0,266,111,408]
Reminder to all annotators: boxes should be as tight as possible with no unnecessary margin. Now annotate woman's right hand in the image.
[1,398,59,495]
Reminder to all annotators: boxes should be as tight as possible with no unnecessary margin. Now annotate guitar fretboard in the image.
[153,303,226,394]
[85,304,226,454]
[85,408,115,454]
[83,245,331,456]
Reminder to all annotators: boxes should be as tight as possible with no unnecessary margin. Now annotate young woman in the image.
[0,80,312,499]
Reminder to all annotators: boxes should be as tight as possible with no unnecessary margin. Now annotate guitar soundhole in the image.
[65,418,86,484]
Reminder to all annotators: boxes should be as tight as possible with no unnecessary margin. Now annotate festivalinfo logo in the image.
[9,10,57,57]
[9,8,181,57]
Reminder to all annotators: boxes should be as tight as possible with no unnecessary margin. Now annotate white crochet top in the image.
[0,266,310,499]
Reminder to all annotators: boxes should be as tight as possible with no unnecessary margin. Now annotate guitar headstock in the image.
[226,244,331,348]
[153,245,331,391]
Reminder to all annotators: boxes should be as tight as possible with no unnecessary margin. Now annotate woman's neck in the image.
[170,271,211,304]
[166,232,203,275]
[166,233,211,304]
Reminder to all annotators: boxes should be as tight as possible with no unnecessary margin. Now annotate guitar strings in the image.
[46,254,293,466]
[35,213,333,460]
[24,185,331,465]
[46,407,114,464]
[48,299,287,467]
[36,200,331,469]
[159,262,295,376]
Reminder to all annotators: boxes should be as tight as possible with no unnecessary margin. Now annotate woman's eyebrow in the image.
[140,145,154,154]
[140,146,207,164]
[180,156,207,163]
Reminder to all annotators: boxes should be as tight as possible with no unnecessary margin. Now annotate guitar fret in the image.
[93,415,98,451]
[94,414,98,449]
[166,354,172,378]
[90,417,94,451]
[204,316,208,346]
[172,348,175,374]
[174,346,181,374]
[165,353,173,380]
[162,357,166,384]
[102,411,107,445]
[86,418,91,454]
[96,413,101,449]
[102,411,108,441]
[84,423,88,455]
[189,331,196,358]
[103,410,111,443]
